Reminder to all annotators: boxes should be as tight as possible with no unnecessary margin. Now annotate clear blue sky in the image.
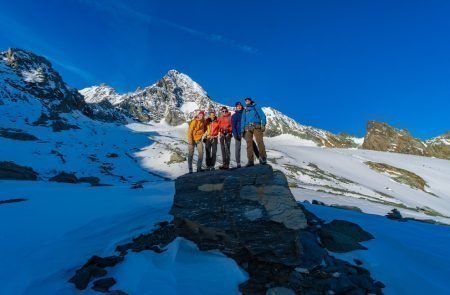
[1,0,449,138]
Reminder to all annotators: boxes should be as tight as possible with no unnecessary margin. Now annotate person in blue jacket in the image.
[240,97,267,166]
[231,102,259,168]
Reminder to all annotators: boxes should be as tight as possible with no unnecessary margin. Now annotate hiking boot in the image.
[245,162,254,167]
[197,169,205,173]
[189,168,193,174]
[260,157,267,165]
[219,165,229,170]
[236,164,241,168]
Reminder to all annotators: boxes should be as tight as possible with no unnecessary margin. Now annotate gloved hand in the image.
[261,125,266,132]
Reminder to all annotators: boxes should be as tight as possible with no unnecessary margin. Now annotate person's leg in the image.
[245,127,255,164]
[252,140,260,159]
[205,139,211,168]
[225,135,232,166]
[187,143,195,172]
[211,138,218,168]
[235,138,241,167]
[254,128,267,161]
[196,141,204,171]
[219,136,226,168]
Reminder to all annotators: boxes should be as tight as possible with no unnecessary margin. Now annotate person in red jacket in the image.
[204,110,220,170]
[218,106,232,169]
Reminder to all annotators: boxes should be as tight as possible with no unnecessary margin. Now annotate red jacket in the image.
[218,112,232,135]
[206,118,220,138]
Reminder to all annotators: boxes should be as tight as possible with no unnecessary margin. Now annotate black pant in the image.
[220,134,232,166]
[205,138,218,167]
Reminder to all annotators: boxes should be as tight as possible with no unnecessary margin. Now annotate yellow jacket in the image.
[188,117,206,144]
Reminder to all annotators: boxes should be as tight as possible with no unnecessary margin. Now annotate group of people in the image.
[187,97,267,173]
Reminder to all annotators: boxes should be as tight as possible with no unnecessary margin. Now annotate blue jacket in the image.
[231,110,243,138]
[240,103,267,134]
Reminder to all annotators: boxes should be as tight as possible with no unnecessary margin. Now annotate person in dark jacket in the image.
[240,97,267,166]
[232,102,259,168]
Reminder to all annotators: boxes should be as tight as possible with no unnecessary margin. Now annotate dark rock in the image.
[319,220,374,253]
[107,153,119,158]
[49,172,78,183]
[83,255,124,268]
[0,128,38,141]
[386,208,404,221]
[0,161,38,180]
[51,120,80,132]
[92,277,116,293]
[130,183,144,189]
[312,200,325,206]
[0,198,28,205]
[353,258,363,266]
[68,265,107,290]
[116,223,176,255]
[79,176,101,186]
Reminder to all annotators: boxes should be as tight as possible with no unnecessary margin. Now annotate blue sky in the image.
[1,0,449,138]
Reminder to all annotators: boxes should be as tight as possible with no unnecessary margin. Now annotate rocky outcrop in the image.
[0,161,38,180]
[171,165,383,294]
[69,165,383,294]
[361,121,450,160]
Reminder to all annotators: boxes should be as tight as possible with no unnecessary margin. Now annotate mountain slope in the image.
[80,70,361,148]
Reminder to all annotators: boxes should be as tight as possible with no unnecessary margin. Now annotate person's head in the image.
[244,97,253,105]
[197,111,204,119]
[235,101,243,111]
[220,106,229,115]
[209,111,216,119]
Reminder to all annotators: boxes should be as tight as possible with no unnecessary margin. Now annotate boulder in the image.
[49,172,78,183]
[319,220,374,253]
[171,165,307,266]
[170,165,382,294]
[0,161,38,180]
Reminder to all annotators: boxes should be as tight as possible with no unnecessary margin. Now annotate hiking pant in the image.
[188,141,203,171]
[245,125,267,163]
[205,138,218,168]
[235,137,260,165]
[220,134,232,166]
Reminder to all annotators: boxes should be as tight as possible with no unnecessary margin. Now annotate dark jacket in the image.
[231,110,243,138]
[240,103,267,134]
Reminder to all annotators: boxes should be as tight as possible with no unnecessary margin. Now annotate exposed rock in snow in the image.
[362,121,450,160]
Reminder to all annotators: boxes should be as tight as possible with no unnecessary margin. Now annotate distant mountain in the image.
[0,48,127,129]
[80,70,361,148]
[362,121,450,159]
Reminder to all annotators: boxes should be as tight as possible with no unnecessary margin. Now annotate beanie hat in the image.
[235,101,243,107]
[244,97,253,102]
[198,110,205,116]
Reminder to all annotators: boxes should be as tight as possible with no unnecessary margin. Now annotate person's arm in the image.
[231,114,238,138]
[256,106,267,126]
[240,111,246,135]
[187,120,194,144]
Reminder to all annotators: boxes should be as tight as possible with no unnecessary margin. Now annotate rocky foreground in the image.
[70,165,384,294]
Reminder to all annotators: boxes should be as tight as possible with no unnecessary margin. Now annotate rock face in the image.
[0,48,127,126]
[170,165,382,294]
[171,165,307,266]
[362,121,450,160]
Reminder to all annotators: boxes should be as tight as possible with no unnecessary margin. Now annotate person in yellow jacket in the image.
[187,110,206,173]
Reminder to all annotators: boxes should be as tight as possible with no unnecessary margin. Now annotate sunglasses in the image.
[221,110,227,112]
